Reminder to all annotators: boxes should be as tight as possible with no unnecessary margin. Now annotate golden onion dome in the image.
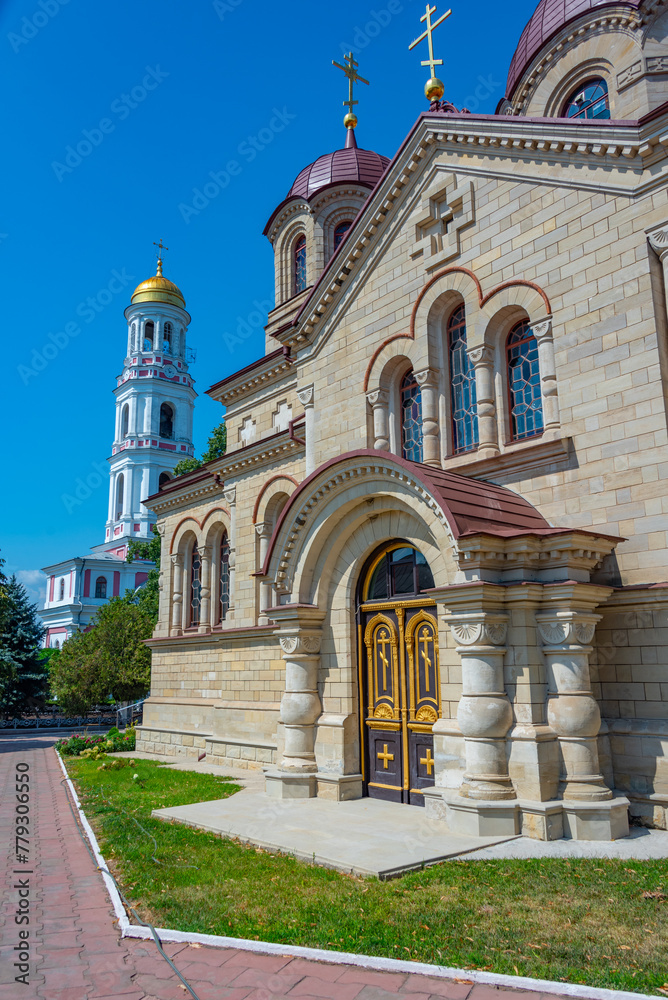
[131,260,185,308]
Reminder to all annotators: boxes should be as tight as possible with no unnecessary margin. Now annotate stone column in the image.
[536,610,612,801]
[170,553,184,637]
[198,545,212,634]
[366,389,390,452]
[414,367,441,466]
[224,487,237,618]
[468,346,499,456]
[255,521,273,625]
[532,318,560,436]
[445,611,516,800]
[297,385,316,475]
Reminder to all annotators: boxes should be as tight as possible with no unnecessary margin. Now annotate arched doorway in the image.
[357,542,440,807]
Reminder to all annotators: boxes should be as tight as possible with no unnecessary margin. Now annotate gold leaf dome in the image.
[131,261,185,308]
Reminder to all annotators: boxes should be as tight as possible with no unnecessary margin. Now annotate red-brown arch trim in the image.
[168,507,230,554]
[252,474,300,524]
[363,334,412,393]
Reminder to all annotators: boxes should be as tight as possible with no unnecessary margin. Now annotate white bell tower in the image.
[102,246,196,552]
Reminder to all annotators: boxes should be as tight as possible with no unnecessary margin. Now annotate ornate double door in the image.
[360,601,441,806]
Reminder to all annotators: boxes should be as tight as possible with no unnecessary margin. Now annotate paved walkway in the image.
[0,734,581,1000]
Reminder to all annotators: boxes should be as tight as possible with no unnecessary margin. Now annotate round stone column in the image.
[278,630,323,772]
[532,318,561,436]
[468,346,499,456]
[414,368,441,466]
[445,613,515,800]
[537,612,612,801]
[366,389,390,452]
[255,521,273,625]
[170,553,184,637]
[198,545,212,634]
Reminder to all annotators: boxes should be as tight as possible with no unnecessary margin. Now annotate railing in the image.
[0,708,117,730]
[116,699,145,729]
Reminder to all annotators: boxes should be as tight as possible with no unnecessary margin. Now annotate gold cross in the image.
[408,4,452,78]
[420,627,433,694]
[377,629,391,691]
[332,52,370,117]
[377,744,394,770]
[420,747,435,776]
[153,238,169,276]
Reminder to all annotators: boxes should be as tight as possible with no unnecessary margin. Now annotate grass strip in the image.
[65,756,668,995]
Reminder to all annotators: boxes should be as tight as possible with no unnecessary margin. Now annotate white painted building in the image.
[40,258,197,647]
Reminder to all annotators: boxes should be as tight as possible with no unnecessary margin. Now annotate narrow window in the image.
[163,322,173,353]
[294,235,307,295]
[507,320,544,441]
[121,404,129,438]
[400,369,423,463]
[190,544,201,627]
[58,579,65,601]
[115,474,124,519]
[563,78,610,120]
[95,577,107,599]
[144,321,155,351]
[448,306,479,455]
[160,403,174,439]
[334,221,352,251]
[219,533,230,623]
[159,472,171,490]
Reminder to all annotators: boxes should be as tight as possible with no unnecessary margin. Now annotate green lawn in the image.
[64,755,668,995]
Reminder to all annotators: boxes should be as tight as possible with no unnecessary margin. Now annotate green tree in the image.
[173,456,202,477]
[126,525,161,623]
[0,576,49,716]
[173,421,227,477]
[50,598,153,714]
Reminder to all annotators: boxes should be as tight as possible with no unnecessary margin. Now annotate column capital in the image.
[413,366,439,387]
[532,316,553,342]
[648,227,668,261]
[445,613,508,648]
[255,520,272,538]
[223,486,237,506]
[297,384,315,408]
[536,611,601,649]
[467,345,494,366]
[366,388,389,406]
[170,553,184,568]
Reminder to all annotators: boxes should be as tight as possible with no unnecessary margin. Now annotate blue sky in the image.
[0,0,537,605]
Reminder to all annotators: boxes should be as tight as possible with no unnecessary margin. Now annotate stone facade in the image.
[137,1,668,841]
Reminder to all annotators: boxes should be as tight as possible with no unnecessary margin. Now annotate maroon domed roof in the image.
[506,0,641,99]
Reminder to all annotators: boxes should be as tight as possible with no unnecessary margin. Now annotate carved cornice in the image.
[209,355,294,406]
[144,477,223,516]
[213,432,304,479]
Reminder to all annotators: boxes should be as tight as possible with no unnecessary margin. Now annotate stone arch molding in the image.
[262,453,460,606]
[169,506,231,555]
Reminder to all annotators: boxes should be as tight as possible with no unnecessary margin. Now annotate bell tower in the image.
[102,246,196,553]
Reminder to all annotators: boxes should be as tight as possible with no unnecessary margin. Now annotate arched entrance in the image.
[357,542,440,807]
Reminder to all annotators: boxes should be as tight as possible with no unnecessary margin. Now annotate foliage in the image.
[50,600,152,714]
[0,575,49,715]
[173,421,227,477]
[126,525,161,623]
[66,754,668,995]
[56,725,136,756]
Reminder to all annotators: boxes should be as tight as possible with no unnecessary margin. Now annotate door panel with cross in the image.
[361,603,440,806]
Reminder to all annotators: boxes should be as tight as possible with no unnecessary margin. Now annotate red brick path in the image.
[0,736,571,1000]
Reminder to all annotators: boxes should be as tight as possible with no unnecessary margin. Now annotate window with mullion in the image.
[190,544,202,628]
[294,235,307,295]
[400,370,423,463]
[448,306,479,455]
[564,78,610,120]
[507,320,544,442]
[219,533,230,623]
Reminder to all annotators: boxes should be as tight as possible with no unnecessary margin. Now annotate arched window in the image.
[563,78,610,120]
[121,405,129,438]
[190,544,201,628]
[294,235,307,295]
[334,221,352,251]
[400,370,423,463]
[507,320,544,442]
[160,403,174,439]
[58,579,65,602]
[448,306,479,455]
[363,543,435,602]
[144,321,155,351]
[159,472,171,490]
[163,322,172,353]
[95,577,107,599]
[219,533,230,623]
[115,474,124,519]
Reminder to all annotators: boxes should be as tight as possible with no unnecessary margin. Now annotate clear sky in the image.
[0,0,537,605]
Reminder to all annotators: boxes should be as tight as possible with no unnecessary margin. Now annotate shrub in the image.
[56,725,136,756]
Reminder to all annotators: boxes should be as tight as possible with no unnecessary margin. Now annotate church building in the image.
[40,255,197,647]
[137,0,668,842]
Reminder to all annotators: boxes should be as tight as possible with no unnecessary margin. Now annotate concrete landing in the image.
[152,793,517,878]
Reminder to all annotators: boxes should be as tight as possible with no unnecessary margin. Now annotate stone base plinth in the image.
[430,791,521,837]
[562,796,630,841]
[316,773,363,801]
[264,770,317,799]
[136,726,208,759]
[627,793,668,831]
[518,800,565,841]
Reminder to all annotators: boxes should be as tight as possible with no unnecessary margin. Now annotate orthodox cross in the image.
[377,629,391,691]
[153,238,169,275]
[409,4,451,78]
[332,52,369,117]
[420,747,435,776]
[419,626,433,694]
[377,744,395,770]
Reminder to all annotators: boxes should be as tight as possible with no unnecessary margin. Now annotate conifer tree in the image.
[0,575,48,715]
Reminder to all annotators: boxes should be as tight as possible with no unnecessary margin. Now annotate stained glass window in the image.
[294,235,307,294]
[190,544,201,628]
[564,79,610,120]
[334,222,352,250]
[507,320,544,441]
[448,306,478,454]
[219,533,230,623]
[401,370,423,463]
